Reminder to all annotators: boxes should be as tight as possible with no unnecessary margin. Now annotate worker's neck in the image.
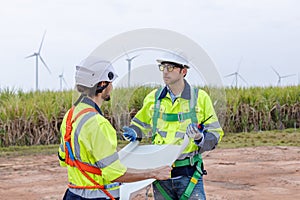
[91,96,103,108]
[168,79,185,96]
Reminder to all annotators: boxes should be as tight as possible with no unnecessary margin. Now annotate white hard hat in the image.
[156,50,190,68]
[75,56,118,87]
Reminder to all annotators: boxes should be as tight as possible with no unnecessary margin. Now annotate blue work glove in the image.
[122,126,137,142]
[186,123,204,141]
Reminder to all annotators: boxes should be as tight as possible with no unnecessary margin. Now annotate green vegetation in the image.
[224,86,300,132]
[218,128,300,148]
[0,85,299,147]
[0,144,59,157]
[0,89,73,146]
[1,129,299,157]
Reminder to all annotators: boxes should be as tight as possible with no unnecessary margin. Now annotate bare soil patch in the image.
[0,146,299,200]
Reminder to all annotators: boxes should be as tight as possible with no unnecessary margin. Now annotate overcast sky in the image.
[0,0,299,91]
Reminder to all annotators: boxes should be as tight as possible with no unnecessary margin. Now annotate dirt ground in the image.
[0,146,299,200]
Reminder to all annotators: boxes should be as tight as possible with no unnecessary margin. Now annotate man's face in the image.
[159,63,186,85]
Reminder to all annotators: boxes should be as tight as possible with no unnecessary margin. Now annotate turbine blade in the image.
[224,73,235,78]
[39,55,51,74]
[281,74,296,78]
[63,77,68,86]
[130,55,140,61]
[238,74,248,84]
[38,30,47,53]
[122,47,130,59]
[271,66,280,77]
[25,53,36,59]
[236,57,243,72]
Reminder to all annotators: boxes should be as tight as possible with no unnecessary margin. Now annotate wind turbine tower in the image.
[25,30,51,91]
[224,57,247,87]
[59,72,68,91]
[126,55,139,88]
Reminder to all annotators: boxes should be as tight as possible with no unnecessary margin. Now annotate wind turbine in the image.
[271,66,296,86]
[125,53,139,88]
[58,71,68,91]
[25,30,51,91]
[224,57,248,87]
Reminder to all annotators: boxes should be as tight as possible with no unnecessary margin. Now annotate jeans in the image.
[63,189,119,200]
[153,176,206,200]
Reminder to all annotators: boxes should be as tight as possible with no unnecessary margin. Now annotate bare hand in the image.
[152,165,172,180]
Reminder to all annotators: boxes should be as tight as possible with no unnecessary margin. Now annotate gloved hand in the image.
[186,123,204,141]
[122,126,137,142]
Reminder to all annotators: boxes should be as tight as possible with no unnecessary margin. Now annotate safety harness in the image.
[152,86,206,199]
[63,105,117,200]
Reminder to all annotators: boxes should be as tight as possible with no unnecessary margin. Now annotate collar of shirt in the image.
[157,79,192,101]
[81,96,103,116]
[167,86,180,103]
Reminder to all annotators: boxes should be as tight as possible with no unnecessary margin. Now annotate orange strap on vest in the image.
[64,106,115,200]
[64,107,102,175]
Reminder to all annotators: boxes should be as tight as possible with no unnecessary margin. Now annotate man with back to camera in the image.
[58,56,171,200]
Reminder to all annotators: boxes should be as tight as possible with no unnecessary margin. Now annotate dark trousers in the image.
[63,189,119,200]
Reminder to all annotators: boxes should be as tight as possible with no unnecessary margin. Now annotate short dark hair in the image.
[76,84,98,98]
[77,81,110,97]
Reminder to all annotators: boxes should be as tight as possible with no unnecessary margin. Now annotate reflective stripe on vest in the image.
[64,106,115,200]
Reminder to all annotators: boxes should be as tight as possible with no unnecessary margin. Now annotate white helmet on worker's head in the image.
[156,49,190,69]
[75,56,118,88]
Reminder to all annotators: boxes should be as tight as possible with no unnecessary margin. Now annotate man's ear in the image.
[182,68,188,76]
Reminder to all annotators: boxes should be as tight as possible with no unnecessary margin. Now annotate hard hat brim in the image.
[156,59,190,69]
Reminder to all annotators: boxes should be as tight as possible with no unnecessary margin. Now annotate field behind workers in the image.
[1,86,299,147]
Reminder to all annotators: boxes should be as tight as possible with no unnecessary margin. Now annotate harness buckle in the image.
[177,112,184,122]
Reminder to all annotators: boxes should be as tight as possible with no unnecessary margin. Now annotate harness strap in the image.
[172,154,202,168]
[155,154,204,200]
[154,162,204,200]
[64,106,115,200]
[151,87,198,141]
[153,181,173,200]
[189,87,198,124]
[179,168,202,200]
[159,111,193,122]
[151,88,162,141]
[178,155,204,200]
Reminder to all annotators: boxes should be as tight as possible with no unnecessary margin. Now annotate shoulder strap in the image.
[189,86,198,124]
[63,106,115,200]
[151,87,163,141]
